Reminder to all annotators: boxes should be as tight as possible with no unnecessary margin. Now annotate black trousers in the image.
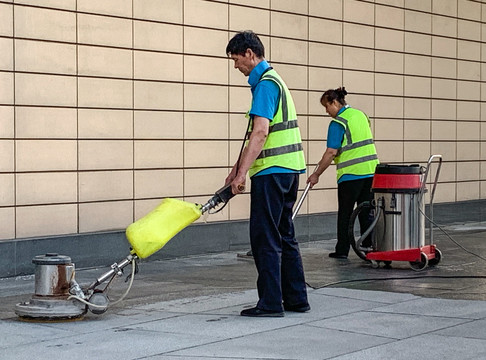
[336,177,374,256]
[250,173,308,312]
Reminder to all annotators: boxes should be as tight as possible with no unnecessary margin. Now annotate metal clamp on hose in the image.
[200,183,245,214]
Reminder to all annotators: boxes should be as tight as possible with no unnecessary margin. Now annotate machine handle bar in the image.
[87,254,138,291]
[419,154,442,246]
[419,154,443,205]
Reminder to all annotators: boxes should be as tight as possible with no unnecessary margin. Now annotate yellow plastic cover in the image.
[126,198,202,259]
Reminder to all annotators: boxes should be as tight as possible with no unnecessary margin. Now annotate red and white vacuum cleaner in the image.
[350,155,443,271]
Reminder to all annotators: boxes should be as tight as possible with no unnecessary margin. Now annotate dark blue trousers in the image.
[336,177,374,256]
[250,173,308,312]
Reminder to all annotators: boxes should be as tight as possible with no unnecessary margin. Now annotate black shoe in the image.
[237,250,253,259]
[329,252,348,259]
[284,303,310,312]
[240,307,284,317]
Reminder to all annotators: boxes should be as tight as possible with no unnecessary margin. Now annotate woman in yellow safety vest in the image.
[307,87,379,259]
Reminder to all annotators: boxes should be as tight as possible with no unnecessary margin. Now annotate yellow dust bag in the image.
[126,198,202,259]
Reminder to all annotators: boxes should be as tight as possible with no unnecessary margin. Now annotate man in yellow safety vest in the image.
[225,30,309,317]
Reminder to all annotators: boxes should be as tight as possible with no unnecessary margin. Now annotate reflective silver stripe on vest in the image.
[270,119,298,133]
[247,119,299,137]
[256,143,303,159]
[340,138,375,152]
[336,154,379,170]
[261,74,288,123]
[334,116,352,144]
[247,74,293,137]
[334,116,374,156]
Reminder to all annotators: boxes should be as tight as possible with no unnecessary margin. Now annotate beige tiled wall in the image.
[0,0,485,240]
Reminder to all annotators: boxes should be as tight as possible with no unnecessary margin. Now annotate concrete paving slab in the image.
[331,334,486,360]
[310,311,470,340]
[33,310,184,334]
[1,286,486,360]
[206,290,386,320]
[139,290,258,313]
[372,297,486,319]
[169,324,393,360]
[0,326,220,360]
[148,357,243,360]
[434,319,486,340]
[127,312,309,340]
[148,357,249,360]
[305,291,394,318]
[0,318,78,348]
[314,287,419,304]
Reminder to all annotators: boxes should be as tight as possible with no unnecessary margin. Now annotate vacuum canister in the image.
[371,164,426,252]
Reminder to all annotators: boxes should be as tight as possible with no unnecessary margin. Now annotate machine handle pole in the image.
[87,254,137,291]
[420,154,442,246]
[419,154,442,202]
[292,165,319,221]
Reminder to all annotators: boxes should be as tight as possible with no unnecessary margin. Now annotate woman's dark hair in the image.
[321,87,348,106]
[226,30,265,58]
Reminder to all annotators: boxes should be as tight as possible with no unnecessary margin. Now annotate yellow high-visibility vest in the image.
[332,108,379,181]
[248,69,306,177]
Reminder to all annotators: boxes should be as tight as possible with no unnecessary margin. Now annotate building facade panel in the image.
[0,106,14,138]
[0,0,484,243]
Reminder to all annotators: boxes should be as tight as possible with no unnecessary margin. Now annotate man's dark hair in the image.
[226,30,265,58]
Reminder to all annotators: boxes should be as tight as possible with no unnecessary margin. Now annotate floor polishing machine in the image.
[15,183,241,321]
[349,155,443,271]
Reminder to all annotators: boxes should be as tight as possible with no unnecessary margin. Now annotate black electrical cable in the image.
[420,207,486,262]
[311,203,486,291]
[306,274,486,290]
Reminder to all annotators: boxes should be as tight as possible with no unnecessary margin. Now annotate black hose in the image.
[348,201,374,261]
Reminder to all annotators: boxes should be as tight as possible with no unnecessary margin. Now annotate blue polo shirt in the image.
[248,61,303,176]
[327,106,374,183]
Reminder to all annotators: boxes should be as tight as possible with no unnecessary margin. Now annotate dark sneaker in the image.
[240,307,284,317]
[329,252,348,259]
[284,303,310,312]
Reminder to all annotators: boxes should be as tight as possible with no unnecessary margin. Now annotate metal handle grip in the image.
[292,165,319,220]
[292,182,311,220]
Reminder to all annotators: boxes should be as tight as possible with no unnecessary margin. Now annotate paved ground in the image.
[0,223,485,359]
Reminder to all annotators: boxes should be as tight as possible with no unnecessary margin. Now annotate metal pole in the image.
[292,165,319,221]
[292,182,312,221]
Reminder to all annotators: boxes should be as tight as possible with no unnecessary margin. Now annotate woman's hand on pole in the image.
[307,173,319,188]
